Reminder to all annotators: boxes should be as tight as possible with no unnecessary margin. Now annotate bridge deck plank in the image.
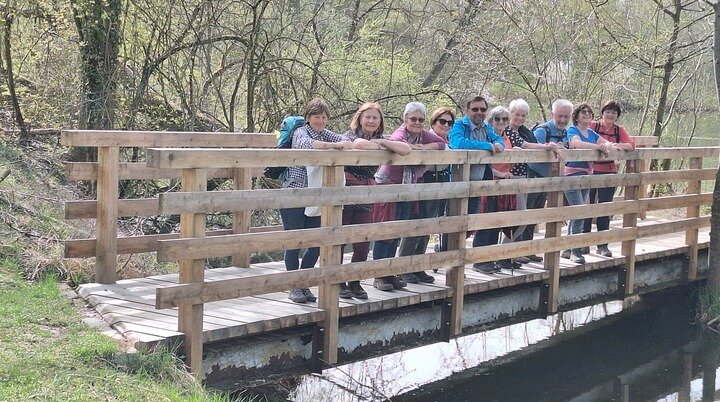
[76,218,710,349]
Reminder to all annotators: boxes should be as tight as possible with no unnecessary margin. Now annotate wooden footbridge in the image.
[61,130,718,381]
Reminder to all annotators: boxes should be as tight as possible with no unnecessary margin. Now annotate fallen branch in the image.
[0,169,9,184]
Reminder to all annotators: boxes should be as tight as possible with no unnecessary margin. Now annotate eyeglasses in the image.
[493,116,509,122]
[435,118,454,126]
[580,109,592,115]
[408,117,425,123]
[470,107,488,113]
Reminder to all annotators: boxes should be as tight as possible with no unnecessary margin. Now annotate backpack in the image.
[589,120,620,165]
[263,116,305,179]
[531,122,566,146]
[589,120,619,142]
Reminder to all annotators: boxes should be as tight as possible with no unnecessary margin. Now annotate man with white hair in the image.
[449,95,506,274]
[523,99,572,248]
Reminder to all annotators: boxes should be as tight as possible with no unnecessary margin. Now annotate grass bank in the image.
[0,255,229,401]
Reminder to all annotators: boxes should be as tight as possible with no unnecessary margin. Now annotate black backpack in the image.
[531,123,566,146]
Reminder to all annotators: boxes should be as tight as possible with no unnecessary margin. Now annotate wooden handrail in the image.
[59,130,717,376]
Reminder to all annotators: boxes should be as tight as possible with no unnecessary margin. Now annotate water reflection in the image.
[288,302,627,401]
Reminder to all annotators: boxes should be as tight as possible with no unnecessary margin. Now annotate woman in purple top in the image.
[371,102,446,291]
[340,102,411,299]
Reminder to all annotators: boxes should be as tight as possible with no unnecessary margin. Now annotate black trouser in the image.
[518,169,547,242]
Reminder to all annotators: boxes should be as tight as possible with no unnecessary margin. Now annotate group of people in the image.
[279,96,635,304]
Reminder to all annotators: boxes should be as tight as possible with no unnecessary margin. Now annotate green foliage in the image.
[0,255,230,401]
[697,286,720,324]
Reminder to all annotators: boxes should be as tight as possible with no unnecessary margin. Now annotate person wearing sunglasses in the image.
[561,102,613,264]
[448,96,506,274]
[372,102,446,291]
[397,106,456,284]
[485,105,523,272]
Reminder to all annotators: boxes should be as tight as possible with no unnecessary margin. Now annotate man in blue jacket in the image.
[449,95,505,273]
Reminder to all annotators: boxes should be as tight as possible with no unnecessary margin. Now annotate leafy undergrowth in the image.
[0,136,233,401]
[0,256,230,401]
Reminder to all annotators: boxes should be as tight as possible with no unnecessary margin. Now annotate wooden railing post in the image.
[542,161,563,314]
[95,146,119,284]
[445,161,470,337]
[318,165,344,366]
[685,156,703,280]
[621,158,639,296]
[178,168,207,376]
[232,167,253,267]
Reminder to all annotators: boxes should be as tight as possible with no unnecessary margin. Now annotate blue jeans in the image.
[563,172,589,247]
[279,207,320,271]
[373,202,412,260]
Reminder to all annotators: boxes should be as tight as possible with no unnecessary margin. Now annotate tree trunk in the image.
[709,155,720,292]
[1,11,29,141]
[70,0,122,164]
[421,0,479,88]
[713,1,720,106]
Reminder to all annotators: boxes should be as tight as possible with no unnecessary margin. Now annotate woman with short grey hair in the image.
[372,102,446,291]
[506,99,564,264]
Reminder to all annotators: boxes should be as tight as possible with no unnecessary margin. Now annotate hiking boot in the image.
[581,246,590,254]
[387,275,407,289]
[302,288,317,302]
[399,273,420,284]
[526,255,543,262]
[514,256,531,264]
[288,288,307,303]
[339,283,354,299]
[348,281,368,299]
[373,277,394,291]
[596,245,612,257]
[414,271,435,283]
[561,250,571,259]
[473,262,500,274]
[496,259,512,270]
[570,251,585,264]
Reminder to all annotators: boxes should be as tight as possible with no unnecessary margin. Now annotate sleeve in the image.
[485,124,505,149]
[588,128,602,144]
[321,130,347,143]
[618,126,636,149]
[421,130,447,149]
[565,126,580,143]
[292,126,314,149]
[508,130,524,148]
[448,120,494,151]
[343,130,358,141]
[533,127,547,143]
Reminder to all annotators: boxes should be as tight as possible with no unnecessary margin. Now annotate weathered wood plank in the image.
[64,226,282,258]
[66,198,161,219]
[156,174,642,214]
[177,168,207,375]
[66,162,260,181]
[96,146,119,284]
[156,199,638,262]
[60,130,277,148]
[155,251,464,309]
[145,147,718,170]
[685,158,703,281]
